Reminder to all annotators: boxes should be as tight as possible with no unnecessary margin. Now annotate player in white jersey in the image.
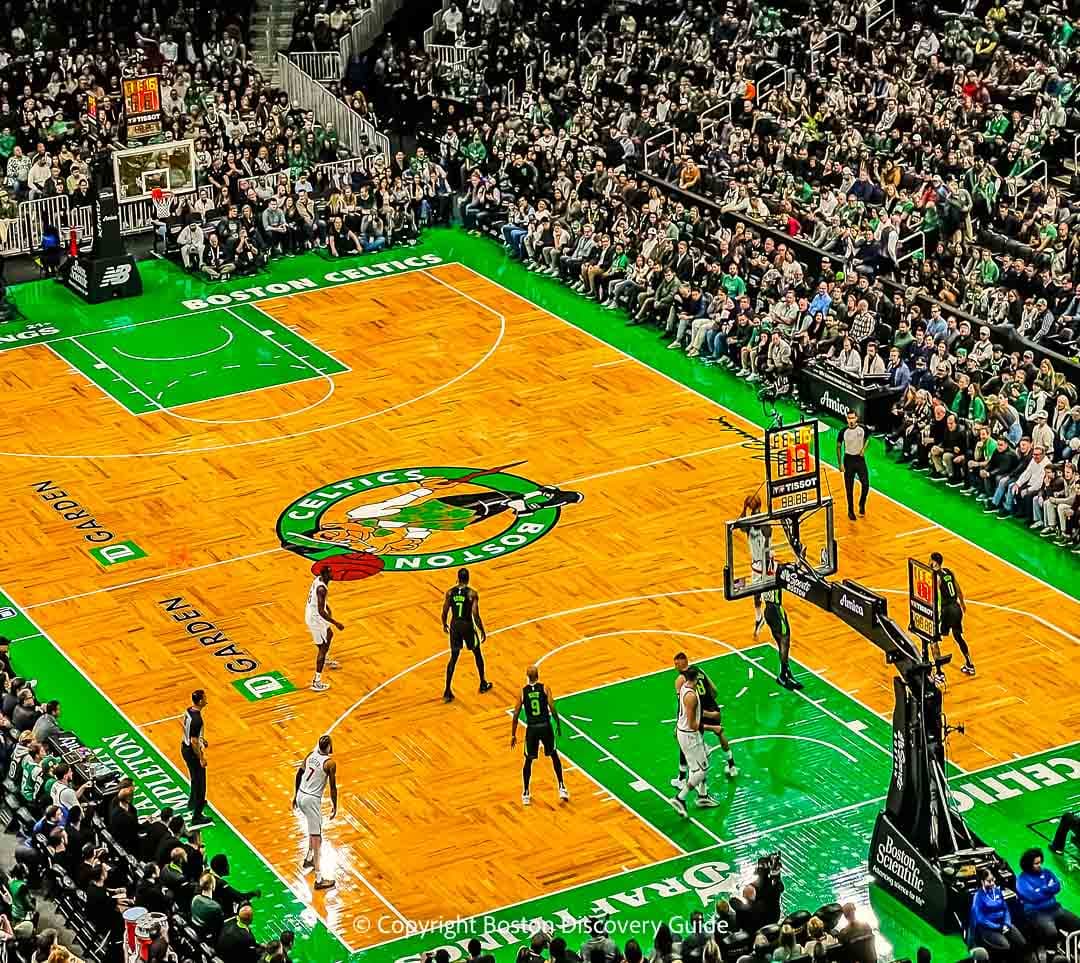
[293,734,338,890]
[306,567,344,692]
[671,667,726,818]
[743,493,772,639]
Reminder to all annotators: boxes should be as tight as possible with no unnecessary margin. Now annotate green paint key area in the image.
[555,646,895,852]
[50,306,347,414]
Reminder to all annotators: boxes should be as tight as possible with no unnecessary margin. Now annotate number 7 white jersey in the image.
[299,749,330,796]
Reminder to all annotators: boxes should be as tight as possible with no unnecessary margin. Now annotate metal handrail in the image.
[756,65,789,102]
[864,0,895,39]
[426,43,482,65]
[1008,158,1048,200]
[643,128,676,173]
[897,228,925,265]
[278,52,390,162]
[810,30,843,75]
[1066,929,1079,963]
[287,51,341,82]
[699,100,732,140]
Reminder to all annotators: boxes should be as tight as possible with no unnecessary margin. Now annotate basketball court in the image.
[0,231,1078,962]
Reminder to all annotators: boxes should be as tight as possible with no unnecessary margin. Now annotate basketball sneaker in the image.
[443,691,455,703]
[961,663,976,676]
[522,792,531,806]
[778,670,803,691]
[312,679,331,692]
[670,777,686,789]
[726,761,739,779]
[696,795,721,808]
[314,878,336,891]
[479,681,494,694]
[558,785,569,801]
[671,796,688,818]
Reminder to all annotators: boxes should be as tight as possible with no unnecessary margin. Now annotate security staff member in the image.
[181,690,212,830]
[837,410,870,521]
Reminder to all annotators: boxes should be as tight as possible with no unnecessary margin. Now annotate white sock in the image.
[313,672,321,682]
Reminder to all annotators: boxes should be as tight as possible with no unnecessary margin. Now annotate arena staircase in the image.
[252,0,294,85]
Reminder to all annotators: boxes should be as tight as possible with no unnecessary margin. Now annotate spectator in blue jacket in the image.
[1016,848,1080,947]
[969,868,1027,959]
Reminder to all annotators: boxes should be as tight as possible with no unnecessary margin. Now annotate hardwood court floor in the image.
[0,262,1076,946]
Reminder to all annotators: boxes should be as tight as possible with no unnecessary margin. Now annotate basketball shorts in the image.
[307,617,331,645]
[297,791,323,836]
[524,724,555,760]
[676,729,709,776]
[940,603,963,633]
[450,622,478,650]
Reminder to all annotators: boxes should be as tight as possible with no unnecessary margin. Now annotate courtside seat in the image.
[721,929,752,960]
[757,923,782,947]
[816,904,844,931]
[784,910,812,935]
[13,806,34,833]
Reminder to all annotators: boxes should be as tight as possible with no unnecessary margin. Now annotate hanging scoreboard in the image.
[907,557,941,643]
[122,76,163,140]
[764,421,822,516]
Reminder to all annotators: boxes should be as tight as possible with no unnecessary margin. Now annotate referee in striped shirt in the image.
[837,410,870,521]
[181,690,213,830]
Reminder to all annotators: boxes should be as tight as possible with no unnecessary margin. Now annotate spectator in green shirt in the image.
[892,318,914,356]
[721,264,747,298]
[7,864,33,924]
[977,249,1000,286]
[459,132,487,173]
[19,743,44,804]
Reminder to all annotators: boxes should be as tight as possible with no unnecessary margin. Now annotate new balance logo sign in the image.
[101,264,133,287]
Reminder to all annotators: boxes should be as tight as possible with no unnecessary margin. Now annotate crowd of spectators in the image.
[0,0,380,261]
[0,637,291,963]
[162,145,442,278]
[314,0,1080,555]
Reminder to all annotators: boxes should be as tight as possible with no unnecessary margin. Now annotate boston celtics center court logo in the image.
[277,463,584,580]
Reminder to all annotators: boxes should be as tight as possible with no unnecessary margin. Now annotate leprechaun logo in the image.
[277,463,584,580]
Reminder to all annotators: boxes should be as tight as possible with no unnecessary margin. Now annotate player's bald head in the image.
[527,665,539,682]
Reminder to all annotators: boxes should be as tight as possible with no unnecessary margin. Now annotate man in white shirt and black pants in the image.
[181,690,212,830]
[837,410,870,521]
